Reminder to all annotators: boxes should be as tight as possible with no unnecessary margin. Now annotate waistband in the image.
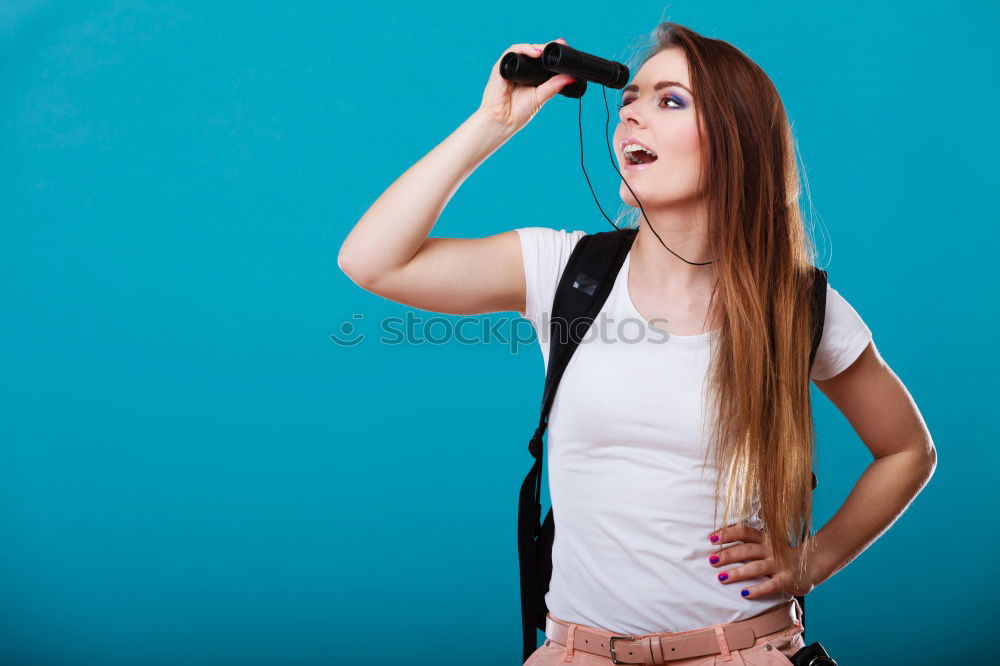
[544,598,802,664]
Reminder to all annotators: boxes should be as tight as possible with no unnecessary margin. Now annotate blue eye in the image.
[616,93,685,111]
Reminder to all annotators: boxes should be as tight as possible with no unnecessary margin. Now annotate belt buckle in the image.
[609,635,639,664]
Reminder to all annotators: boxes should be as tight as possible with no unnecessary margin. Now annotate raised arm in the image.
[337,39,575,315]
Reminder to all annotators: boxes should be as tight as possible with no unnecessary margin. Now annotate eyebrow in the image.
[622,80,693,96]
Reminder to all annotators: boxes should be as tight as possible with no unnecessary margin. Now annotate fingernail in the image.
[741,589,750,597]
[718,572,728,581]
[710,534,719,543]
[709,555,719,565]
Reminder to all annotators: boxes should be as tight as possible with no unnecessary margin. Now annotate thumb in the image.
[536,74,576,103]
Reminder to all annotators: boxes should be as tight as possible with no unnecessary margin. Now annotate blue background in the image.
[2,1,995,664]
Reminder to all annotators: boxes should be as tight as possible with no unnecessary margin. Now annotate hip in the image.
[524,598,805,666]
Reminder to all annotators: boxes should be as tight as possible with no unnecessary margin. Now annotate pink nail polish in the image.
[710,534,719,543]
[718,572,728,581]
[709,555,719,565]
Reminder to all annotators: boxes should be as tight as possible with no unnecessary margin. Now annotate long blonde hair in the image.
[621,22,822,585]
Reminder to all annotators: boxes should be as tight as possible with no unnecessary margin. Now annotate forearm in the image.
[337,110,514,284]
[808,448,936,585]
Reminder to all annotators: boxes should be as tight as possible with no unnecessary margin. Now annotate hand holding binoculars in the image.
[499,42,630,98]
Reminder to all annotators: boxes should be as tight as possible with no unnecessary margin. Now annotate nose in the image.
[618,102,646,129]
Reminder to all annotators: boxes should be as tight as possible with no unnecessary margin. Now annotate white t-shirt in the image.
[515,226,873,635]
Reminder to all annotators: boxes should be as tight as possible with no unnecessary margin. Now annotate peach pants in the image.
[523,607,806,666]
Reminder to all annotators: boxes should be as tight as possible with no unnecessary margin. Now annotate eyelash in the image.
[616,94,685,111]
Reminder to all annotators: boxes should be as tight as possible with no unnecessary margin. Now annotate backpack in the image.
[517,226,828,662]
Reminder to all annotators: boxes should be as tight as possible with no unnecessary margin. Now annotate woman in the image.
[338,22,936,665]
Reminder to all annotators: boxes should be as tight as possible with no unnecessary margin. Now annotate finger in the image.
[709,543,768,567]
[708,524,736,543]
[536,37,568,50]
[716,558,774,586]
[709,524,764,545]
[520,37,568,62]
[510,42,546,57]
[493,42,550,71]
[535,73,577,101]
[738,570,791,600]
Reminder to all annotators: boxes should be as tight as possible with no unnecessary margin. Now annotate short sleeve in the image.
[514,227,588,334]
[810,284,873,381]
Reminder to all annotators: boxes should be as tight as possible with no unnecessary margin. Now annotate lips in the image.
[620,137,656,154]
[622,159,655,171]
[621,136,657,155]
[620,137,658,167]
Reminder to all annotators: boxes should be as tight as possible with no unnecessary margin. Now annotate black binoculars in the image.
[499,42,630,99]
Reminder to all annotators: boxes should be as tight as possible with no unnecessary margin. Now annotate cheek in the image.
[673,119,700,155]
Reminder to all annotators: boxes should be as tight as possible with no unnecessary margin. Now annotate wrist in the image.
[805,536,835,587]
[468,108,516,143]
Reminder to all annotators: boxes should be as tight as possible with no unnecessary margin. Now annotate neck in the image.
[630,201,716,294]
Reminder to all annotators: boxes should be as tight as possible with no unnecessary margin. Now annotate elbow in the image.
[876,435,937,479]
[338,245,376,289]
[924,441,938,475]
[337,249,357,282]
[911,435,937,483]
[919,428,937,470]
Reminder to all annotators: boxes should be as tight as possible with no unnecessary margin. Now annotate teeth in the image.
[623,142,657,160]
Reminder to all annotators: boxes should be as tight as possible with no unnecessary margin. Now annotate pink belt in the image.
[543,598,800,664]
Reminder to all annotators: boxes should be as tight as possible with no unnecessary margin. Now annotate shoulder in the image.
[514,227,588,256]
[514,227,590,286]
[811,282,874,381]
[514,227,589,327]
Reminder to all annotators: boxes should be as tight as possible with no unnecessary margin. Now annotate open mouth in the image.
[623,146,658,165]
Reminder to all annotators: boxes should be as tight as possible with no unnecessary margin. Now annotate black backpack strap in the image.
[807,266,828,493]
[518,227,636,662]
[540,227,639,436]
[808,267,828,372]
[797,265,828,643]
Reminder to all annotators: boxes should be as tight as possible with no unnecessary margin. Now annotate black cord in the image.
[570,85,714,267]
